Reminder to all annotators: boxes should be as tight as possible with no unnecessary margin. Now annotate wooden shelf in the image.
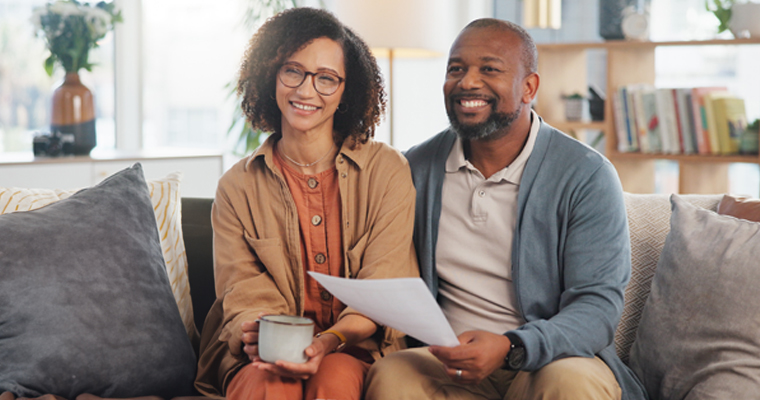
[535,38,759,194]
[536,38,760,51]
[609,151,760,164]
[551,121,606,132]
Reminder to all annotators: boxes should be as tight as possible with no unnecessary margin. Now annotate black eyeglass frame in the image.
[277,63,345,96]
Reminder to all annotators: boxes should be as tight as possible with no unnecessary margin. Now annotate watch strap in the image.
[316,329,347,352]
[504,332,525,370]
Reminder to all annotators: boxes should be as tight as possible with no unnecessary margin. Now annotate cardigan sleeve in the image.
[511,159,630,371]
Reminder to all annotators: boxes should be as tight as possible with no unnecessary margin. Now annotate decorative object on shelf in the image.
[33,130,75,157]
[705,0,734,34]
[523,0,562,29]
[588,85,606,121]
[620,4,650,41]
[31,0,122,155]
[50,72,96,155]
[727,2,760,38]
[563,93,587,121]
[599,0,650,40]
[740,119,759,155]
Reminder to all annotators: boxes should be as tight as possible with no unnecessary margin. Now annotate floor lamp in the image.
[331,0,443,146]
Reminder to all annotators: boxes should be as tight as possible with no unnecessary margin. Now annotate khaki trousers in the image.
[364,347,621,400]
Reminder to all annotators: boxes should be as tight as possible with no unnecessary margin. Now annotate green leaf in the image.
[44,55,56,76]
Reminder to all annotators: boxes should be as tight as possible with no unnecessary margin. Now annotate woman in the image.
[195,7,419,400]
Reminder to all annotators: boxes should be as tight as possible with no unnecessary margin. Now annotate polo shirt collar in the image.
[444,109,541,184]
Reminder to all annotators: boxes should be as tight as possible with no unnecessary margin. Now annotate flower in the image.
[31,0,122,76]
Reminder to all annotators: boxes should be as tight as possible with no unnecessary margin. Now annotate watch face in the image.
[508,346,525,369]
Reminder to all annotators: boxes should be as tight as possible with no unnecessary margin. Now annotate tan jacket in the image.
[195,134,419,397]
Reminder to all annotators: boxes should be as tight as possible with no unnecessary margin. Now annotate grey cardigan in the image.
[404,122,648,400]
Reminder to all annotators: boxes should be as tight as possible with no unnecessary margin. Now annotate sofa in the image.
[174,193,760,400]
[180,193,760,400]
[1,163,758,400]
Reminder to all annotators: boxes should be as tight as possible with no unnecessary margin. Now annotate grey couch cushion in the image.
[0,164,196,399]
[629,194,760,400]
[617,193,721,364]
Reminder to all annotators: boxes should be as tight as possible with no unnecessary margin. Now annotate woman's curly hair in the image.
[237,7,386,148]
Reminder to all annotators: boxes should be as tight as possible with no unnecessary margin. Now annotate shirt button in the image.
[315,253,326,264]
[308,178,318,189]
[311,215,322,226]
[478,190,486,197]
[341,172,347,178]
[338,157,344,164]
[321,290,332,301]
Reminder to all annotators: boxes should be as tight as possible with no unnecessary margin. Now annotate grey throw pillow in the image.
[0,164,196,399]
[629,194,760,400]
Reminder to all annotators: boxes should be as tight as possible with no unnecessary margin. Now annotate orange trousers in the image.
[227,353,370,400]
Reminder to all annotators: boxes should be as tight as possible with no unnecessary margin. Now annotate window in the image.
[141,0,248,152]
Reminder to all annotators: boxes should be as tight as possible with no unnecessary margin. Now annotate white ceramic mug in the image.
[257,315,314,364]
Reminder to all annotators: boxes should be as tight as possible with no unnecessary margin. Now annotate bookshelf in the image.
[535,38,760,194]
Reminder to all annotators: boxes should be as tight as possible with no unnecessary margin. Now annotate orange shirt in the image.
[273,148,345,333]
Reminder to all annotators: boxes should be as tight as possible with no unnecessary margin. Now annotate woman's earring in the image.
[337,103,348,113]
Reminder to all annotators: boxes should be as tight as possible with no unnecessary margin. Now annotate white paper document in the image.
[307,271,460,347]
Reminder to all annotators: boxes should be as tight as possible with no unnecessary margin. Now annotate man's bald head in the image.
[460,18,538,75]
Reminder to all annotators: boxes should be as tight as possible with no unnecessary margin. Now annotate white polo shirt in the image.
[436,110,540,336]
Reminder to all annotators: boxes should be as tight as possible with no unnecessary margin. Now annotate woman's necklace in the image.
[278,143,336,168]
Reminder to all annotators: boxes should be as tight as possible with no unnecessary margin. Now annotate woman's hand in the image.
[252,332,340,380]
[241,313,268,362]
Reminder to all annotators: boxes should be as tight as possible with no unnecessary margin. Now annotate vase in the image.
[729,3,760,39]
[50,72,96,155]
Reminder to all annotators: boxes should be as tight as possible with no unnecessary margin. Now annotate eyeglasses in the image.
[278,63,345,96]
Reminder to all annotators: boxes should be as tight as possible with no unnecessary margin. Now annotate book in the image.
[674,88,697,154]
[612,86,632,152]
[711,96,747,155]
[690,87,727,155]
[655,88,680,154]
[630,84,651,153]
[703,91,731,154]
[640,88,662,153]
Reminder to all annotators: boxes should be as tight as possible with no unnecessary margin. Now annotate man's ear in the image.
[522,72,540,104]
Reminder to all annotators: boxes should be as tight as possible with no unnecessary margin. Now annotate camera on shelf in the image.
[33,130,75,157]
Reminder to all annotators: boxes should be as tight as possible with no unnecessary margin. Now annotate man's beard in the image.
[447,104,521,141]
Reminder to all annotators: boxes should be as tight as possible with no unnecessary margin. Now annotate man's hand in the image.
[428,330,513,385]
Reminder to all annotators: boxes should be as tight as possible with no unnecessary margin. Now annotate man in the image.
[364,19,648,400]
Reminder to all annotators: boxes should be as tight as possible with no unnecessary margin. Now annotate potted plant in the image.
[726,1,760,38]
[740,118,759,155]
[705,0,734,34]
[31,0,122,155]
[562,93,587,122]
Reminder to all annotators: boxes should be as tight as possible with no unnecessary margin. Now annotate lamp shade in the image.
[330,0,449,57]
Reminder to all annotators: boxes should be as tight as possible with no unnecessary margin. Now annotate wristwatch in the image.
[315,329,347,353]
[503,332,525,370]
